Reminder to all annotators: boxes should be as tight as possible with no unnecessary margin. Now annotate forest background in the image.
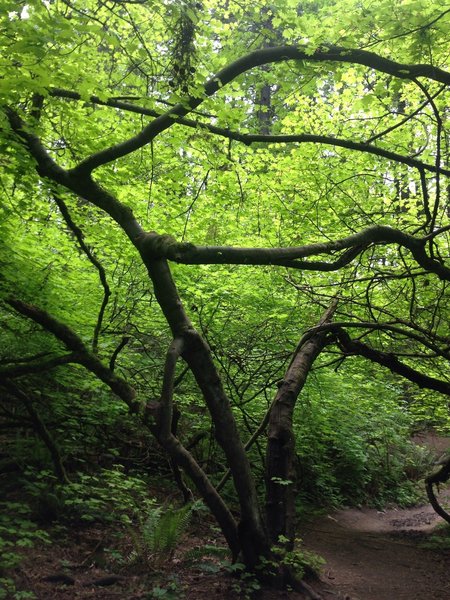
[1,0,449,597]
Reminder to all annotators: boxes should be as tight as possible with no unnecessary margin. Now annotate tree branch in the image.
[52,193,111,355]
[138,225,450,280]
[0,353,81,377]
[5,108,143,241]
[301,321,450,360]
[65,45,450,174]
[336,329,450,396]
[144,336,240,556]
[153,337,185,439]
[266,299,338,547]
[6,298,138,410]
[48,88,450,177]
[109,336,130,372]
[0,377,69,483]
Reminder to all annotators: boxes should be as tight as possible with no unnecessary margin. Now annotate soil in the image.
[302,500,450,600]
[301,430,450,600]
[4,432,450,600]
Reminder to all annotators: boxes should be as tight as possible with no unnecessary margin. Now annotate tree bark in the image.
[336,329,450,395]
[265,301,337,548]
[425,458,450,524]
[140,256,270,566]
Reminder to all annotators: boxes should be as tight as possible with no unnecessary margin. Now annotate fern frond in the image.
[132,502,194,566]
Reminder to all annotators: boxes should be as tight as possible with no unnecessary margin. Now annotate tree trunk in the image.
[142,256,270,566]
[265,301,337,548]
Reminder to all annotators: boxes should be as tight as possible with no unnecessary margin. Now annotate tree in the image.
[1,0,449,592]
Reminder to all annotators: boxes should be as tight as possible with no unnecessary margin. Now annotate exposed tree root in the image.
[425,457,450,524]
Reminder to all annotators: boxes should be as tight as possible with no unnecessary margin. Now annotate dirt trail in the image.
[302,432,450,600]
[302,504,449,600]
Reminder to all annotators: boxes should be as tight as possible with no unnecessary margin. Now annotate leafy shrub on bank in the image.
[294,365,433,508]
[22,466,155,525]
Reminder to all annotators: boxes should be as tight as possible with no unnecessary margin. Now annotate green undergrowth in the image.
[0,501,50,572]
[21,466,156,525]
[126,500,206,568]
[0,468,202,598]
[0,500,49,599]
[293,367,437,509]
[420,524,450,551]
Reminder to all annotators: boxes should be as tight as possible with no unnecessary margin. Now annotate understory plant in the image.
[22,466,155,524]
[294,366,435,508]
[0,501,50,573]
[128,502,197,568]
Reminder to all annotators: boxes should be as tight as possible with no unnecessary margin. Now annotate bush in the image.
[23,466,155,525]
[294,365,431,508]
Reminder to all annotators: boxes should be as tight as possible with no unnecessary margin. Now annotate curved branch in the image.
[0,352,80,377]
[109,336,130,372]
[336,329,450,396]
[139,225,450,281]
[5,108,143,240]
[144,337,240,557]
[6,298,138,410]
[301,321,450,360]
[48,88,450,177]
[423,225,450,241]
[425,458,450,524]
[52,193,111,354]
[412,79,443,238]
[266,299,338,546]
[234,134,450,176]
[68,45,450,174]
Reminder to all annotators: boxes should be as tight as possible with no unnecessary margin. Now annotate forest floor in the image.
[302,494,450,600]
[6,431,450,600]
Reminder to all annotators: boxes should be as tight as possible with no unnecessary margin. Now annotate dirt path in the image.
[302,503,450,600]
[302,432,450,600]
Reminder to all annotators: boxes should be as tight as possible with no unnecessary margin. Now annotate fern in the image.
[131,503,194,567]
